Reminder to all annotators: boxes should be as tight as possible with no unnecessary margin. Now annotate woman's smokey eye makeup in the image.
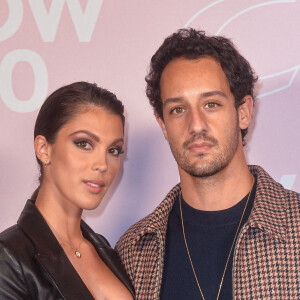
[73,139,93,150]
[73,137,124,157]
[108,146,124,157]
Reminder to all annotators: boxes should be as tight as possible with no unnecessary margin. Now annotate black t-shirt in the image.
[160,179,257,300]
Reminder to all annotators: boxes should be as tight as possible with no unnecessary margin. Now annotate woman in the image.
[0,82,135,299]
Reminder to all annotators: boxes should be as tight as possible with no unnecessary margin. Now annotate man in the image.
[116,29,300,299]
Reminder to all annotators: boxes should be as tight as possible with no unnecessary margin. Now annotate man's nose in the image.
[188,108,208,135]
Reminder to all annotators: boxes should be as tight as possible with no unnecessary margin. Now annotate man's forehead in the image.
[162,56,221,72]
[160,57,231,102]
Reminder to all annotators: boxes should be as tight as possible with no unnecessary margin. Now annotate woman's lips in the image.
[83,180,105,194]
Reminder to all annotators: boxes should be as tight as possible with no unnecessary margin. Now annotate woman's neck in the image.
[35,184,83,243]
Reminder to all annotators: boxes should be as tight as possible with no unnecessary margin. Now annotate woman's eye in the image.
[108,147,124,157]
[171,107,185,114]
[74,140,92,150]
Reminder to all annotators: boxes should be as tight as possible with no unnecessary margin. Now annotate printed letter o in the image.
[0,0,23,41]
[0,49,48,113]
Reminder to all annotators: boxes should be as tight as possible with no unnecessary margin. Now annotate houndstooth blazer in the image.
[116,165,300,300]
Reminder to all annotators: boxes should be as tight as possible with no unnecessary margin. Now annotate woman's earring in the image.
[44,158,49,165]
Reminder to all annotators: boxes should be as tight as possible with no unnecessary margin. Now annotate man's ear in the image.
[155,111,169,141]
[34,135,51,166]
[238,96,253,130]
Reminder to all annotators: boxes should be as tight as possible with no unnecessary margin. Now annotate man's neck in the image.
[179,158,254,211]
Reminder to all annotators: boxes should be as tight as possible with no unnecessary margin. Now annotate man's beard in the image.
[170,122,240,178]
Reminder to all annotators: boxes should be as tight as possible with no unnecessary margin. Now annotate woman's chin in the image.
[80,198,104,211]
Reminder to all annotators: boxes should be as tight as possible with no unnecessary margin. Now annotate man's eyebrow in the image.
[163,97,185,107]
[69,130,99,142]
[200,91,227,98]
[163,91,227,107]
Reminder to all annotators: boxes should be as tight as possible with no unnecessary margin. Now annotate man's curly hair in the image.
[145,28,257,142]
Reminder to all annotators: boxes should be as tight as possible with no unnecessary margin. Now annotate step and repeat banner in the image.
[1,0,299,245]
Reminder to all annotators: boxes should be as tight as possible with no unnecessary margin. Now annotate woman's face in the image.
[44,106,124,211]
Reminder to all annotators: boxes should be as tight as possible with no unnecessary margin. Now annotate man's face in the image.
[158,56,249,178]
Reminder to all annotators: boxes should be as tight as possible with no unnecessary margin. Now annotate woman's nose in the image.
[92,152,108,173]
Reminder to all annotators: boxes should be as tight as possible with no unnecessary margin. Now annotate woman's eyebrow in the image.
[69,130,99,142]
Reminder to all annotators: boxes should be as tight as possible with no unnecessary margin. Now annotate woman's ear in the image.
[34,135,51,166]
[238,96,253,130]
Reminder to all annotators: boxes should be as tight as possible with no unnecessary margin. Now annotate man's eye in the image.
[171,107,185,114]
[205,102,218,109]
[74,140,92,150]
[108,147,124,157]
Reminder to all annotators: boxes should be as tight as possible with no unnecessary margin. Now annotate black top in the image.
[160,179,257,300]
[0,200,135,300]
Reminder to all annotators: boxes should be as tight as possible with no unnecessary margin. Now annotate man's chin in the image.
[182,161,226,178]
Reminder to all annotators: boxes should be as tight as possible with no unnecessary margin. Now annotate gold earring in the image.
[44,158,48,165]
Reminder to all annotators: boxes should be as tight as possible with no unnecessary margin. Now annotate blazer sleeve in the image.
[0,241,30,300]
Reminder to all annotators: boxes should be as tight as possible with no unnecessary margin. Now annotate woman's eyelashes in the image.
[74,138,124,157]
[74,139,93,150]
[108,147,124,157]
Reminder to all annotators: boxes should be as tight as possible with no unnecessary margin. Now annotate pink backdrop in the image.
[1,0,299,245]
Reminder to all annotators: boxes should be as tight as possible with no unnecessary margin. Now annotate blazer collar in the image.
[126,184,180,247]
[129,165,287,244]
[248,165,287,241]
[17,200,135,299]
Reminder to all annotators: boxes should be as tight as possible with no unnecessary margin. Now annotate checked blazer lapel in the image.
[248,165,287,240]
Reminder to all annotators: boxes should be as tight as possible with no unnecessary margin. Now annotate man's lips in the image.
[183,133,218,152]
[83,180,105,194]
[187,142,214,152]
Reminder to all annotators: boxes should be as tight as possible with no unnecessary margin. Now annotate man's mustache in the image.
[183,133,218,148]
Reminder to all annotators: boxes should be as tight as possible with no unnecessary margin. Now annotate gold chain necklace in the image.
[179,179,254,300]
[49,225,84,259]
[58,232,84,259]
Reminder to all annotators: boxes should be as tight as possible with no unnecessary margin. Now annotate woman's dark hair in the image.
[145,28,257,143]
[31,81,124,200]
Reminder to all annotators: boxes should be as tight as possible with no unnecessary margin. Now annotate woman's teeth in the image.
[87,182,100,187]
